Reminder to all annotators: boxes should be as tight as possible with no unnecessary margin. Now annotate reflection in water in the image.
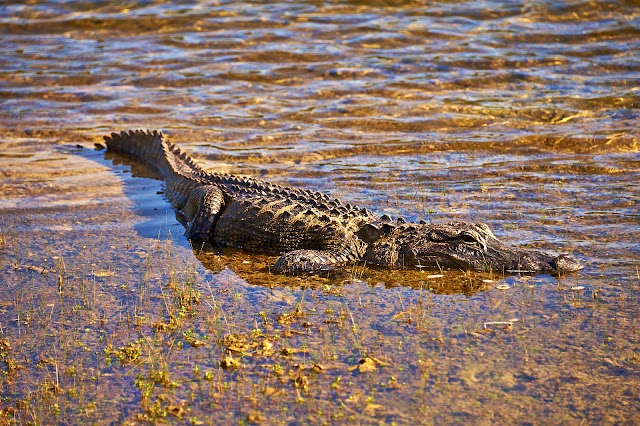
[0,1,638,424]
[193,246,496,296]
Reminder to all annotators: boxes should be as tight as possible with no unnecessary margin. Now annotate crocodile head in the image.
[358,219,582,275]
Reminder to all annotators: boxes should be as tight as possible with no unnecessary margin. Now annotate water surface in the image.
[0,1,638,424]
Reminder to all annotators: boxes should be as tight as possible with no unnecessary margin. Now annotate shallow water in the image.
[0,1,639,424]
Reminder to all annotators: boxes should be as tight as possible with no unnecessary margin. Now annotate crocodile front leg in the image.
[182,185,225,241]
[274,250,343,275]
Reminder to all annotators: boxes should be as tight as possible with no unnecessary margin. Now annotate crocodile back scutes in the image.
[105,129,378,224]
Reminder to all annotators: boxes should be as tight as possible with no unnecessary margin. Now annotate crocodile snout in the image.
[550,253,583,273]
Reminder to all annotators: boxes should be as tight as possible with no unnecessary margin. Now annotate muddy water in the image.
[1,1,639,424]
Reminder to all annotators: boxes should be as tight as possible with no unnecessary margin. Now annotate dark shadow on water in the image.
[88,147,192,248]
[192,245,500,295]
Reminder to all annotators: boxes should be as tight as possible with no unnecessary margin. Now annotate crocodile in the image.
[104,130,582,275]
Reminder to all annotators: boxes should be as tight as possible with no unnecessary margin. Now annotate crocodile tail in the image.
[104,129,167,164]
[104,129,205,176]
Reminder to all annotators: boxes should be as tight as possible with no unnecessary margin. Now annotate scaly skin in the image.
[104,130,583,275]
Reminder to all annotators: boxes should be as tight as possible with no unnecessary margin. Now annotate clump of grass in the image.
[162,263,202,326]
[105,341,143,366]
[0,226,6,250]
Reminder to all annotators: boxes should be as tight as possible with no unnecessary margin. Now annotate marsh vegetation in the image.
[1,0,639,424]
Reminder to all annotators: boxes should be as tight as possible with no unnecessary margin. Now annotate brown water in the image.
[1,1,639,424]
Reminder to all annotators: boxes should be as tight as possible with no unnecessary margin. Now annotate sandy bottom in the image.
[0,140,638,424]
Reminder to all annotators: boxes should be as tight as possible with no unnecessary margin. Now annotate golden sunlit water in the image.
[0,1,638,424]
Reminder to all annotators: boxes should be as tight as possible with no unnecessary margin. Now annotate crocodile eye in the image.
[460,233,477,244]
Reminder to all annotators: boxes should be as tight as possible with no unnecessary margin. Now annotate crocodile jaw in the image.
[411,242,583,275]
[363,222,583,275]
